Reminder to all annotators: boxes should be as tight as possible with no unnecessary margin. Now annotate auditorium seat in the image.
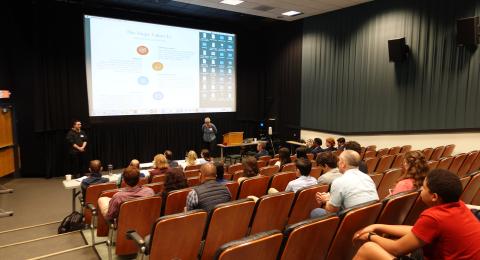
[422,147,434,160]
[258,155,272,162]
[259,165,280,177]
[326,201,382,260]
[365,157,379,174]
[437,156,454,170]
[249,191,295,234]
[269,171,297,192]
[388,146,401,155]
[289,155,297,162]
[377,168,403,200]
[459,175,471,191]
[201,199,255,260]
[391,153,405,168]
[376,191,418,225]
[442,144,456,157]
[151,174,166,183]
[365,145,377,152]
[223,173,233,181]
[400,145,412,153]
[281,163,297,172]
[127,210,207,260]
[215,230,283,260]
[185,164,202,171]
[368,173,383,188]
[95,189,121,237]
[460,172,480,204]
[184,169,201,178]
[83,182,117,225]
[279,214,339,260]
[109,196,162,257]
[375,155,395,173]
[468,152,480,174]
[457,151,479,177]
[268,158,279,166]
[162,187,192,215]
[237,175,270,199]
[448,153,467,175]
[376,148,389,157]
[363,150,377,159]
[187,177,201,187]
[309,166,323,179]
[232,170,243,182]
[403,194,428,225]
[287,184,329,225]
[306,153,314,161]
[121,177,147,188]
[227,163,243,175]
[224,181,239,201]
[427,160,439,170]
[257,160,267,168]
[430,146,445,161]
[143,182,164,194]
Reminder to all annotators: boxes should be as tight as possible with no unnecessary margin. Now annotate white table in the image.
[286,140,307,154]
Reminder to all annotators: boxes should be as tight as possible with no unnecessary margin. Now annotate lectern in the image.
[222,132,243,146]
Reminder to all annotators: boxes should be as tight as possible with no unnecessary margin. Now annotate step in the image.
[0,221,60,246]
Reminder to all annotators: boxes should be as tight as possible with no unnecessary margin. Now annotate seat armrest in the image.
[86,203,97,215]
[126,230,145,247]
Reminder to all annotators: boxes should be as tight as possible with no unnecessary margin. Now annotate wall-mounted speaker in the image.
[388,37,409,62]
[457,16,479,45]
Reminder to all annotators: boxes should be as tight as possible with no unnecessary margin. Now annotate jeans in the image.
[310,208,328,218]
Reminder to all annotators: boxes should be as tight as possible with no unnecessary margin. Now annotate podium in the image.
[222,132,243,146]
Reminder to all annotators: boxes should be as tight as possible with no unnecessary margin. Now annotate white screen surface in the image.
[84,15,236,116]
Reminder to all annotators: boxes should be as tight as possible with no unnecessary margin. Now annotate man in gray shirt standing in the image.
[202,117,217,157]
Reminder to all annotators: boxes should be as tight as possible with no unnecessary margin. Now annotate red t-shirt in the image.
[411,201,480,260]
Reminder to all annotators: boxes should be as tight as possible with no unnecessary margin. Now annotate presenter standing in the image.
[66,120,88,177]
[202,117,217,157]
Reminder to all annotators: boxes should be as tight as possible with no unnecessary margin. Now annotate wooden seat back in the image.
[388,146,401,155]
[457,151,479,177]
[187,177,201,187]
[365,157,379,173]
[121,177,148,188]
[151,174,166,183]
[269,172,297,192]
[391,153,405,168]
[377,191,419,225]
[437,156,454,170]
[250,192,295,234]
[185,164,202,171]
[376,148,389,157]
[403,194,428,225]
[281,162,297,172]
[461,172,480,204]
[257,160,267,168]
[268,158,279,166]
[225,181,239,201]
[309,167,323,179]
[377,168,403,200]
[259,165,280,177]
[375,155,395,172]
[215,231,283,260]
[258,155,272,162]
[84,182,117,224]
[427,160,439,170]
[422,147,434,160]
[363,150,377,159]
[430,146,445,161]
[162,187,192,215]
[400,145,412,153]
[184,169,201,178]
[232,170,244,182]
[237,175,270,199]
[228,163,243,175]
[369,173,384,188]
[448,153,467,175]
[442,144,456,157]
[287,184,329,225]
[143,182,164,194]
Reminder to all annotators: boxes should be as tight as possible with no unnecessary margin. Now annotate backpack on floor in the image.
[58,211,84,234]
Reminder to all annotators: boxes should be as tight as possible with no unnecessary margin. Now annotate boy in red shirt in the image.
[353,169,480,260]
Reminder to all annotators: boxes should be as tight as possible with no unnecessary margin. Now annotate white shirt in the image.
[329,168,379,210]
[317,168,342,185]
[285,175,318,193]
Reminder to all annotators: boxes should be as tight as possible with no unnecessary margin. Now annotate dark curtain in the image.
[301,0,480,133]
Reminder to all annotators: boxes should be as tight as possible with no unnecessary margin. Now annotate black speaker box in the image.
[388,37,408,62]
[457,16,479,45]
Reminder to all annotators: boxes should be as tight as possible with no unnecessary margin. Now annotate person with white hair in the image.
[202,117,217,156]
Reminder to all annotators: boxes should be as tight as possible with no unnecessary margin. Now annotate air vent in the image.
[253,5,274,12]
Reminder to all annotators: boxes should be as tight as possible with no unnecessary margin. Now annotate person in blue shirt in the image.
[81,160,109,197]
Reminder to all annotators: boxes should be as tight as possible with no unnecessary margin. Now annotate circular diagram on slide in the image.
[137,76,149,85]
[137,45,149,55]
[152,61,164,71]
[152,91,164,100]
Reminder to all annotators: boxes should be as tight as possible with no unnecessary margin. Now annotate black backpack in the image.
[58,211,84,234]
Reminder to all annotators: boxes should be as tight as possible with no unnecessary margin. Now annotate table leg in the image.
[72,188,77,212]
[220,147,224,161]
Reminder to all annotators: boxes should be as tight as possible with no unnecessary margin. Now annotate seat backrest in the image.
[287,184,329,225]
[461,172,480,204]
[388,146,401,155]
[365,145,377,152]
[442,144,456,157]
[280,215,340,260]
[237,175,270,199]
[269,172,297,192]
[259,165,280,177]
[232,170,244,182]
[162,187,192,215]
[363,150,377,159]
[250,192,295,234]
[377,191,419,225]
[422,147,434,160]
[201,199,256,260]
[258,155,272,162]
[403,194,428,225]
[289,155,297,162]
[306,153,314,161]
[458,151,479,178]
[224,181,239,201]
[326,202,382,260]
[375,155,395,173]
[427,160,439,170]
[96,189,121,236]
[459,176,471,191]
[468,152,480,174]
[143,182,165,194]
[84,182,117,224]
[449,153,467,175]
[400,145,412,153]
[268,158,279,166]
[369,173,384,188]
[148,210,208,260]
[282,162,296,172]
[376,148,389,157]
[309,167,323,179]
[223,173,233,181]
[437,156,454,170]
[257,160,267,168]
[377,168,403,200]
[184,169,201,178]
[151,174,166,183]
[121,177,148,188]
[187,177,201,187]
[365,157,379,173]
[430,146,445,161]
[116,196,162,256]
[228,163,243,175]
[215,231,283,260]
[391,153,405,169]
[185,164,202,171]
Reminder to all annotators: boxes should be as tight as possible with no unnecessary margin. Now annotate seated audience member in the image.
[296,146,308,160]
[285,158,317,193]
[81,160,109,197]
[186,163,231,212]
[199,149,212,164]
[337,137,346,151]
[215,161,227,183]
[251,142,269,159]
[117,159,145,186]
[324,137,337,152]
[185,150,198,167]
[353,169,480,260]
[164,150,179,168]
[149,154,169,182]
[389,150,428,196]
[161,167,188,200]
[275,147,292,169]
[98,166,154,221]
[310,150,378,218]
[344,141,368,174]
[310,138,324,157]
[316,152,342,185]
[238,156,259,183]
[129,159,140,169]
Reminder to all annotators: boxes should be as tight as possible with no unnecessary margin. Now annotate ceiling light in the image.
[220,0,244,5]
[282,11,303,17]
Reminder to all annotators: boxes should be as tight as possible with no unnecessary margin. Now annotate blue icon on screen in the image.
[220,35,225,40]
[137,76,149,85]
[202,42,207,47]
[220,53,224,57]
[153,91,164,100]
[220,61,224,65]
[228,53,233,57]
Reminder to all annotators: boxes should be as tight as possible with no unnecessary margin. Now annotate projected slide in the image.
[84,15,236,116]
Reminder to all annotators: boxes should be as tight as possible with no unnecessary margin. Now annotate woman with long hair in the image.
[390,150,429,195]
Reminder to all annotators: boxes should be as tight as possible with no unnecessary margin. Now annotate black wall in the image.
[301,0,480,133]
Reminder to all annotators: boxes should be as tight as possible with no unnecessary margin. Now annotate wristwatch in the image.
[368,232,377,241]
